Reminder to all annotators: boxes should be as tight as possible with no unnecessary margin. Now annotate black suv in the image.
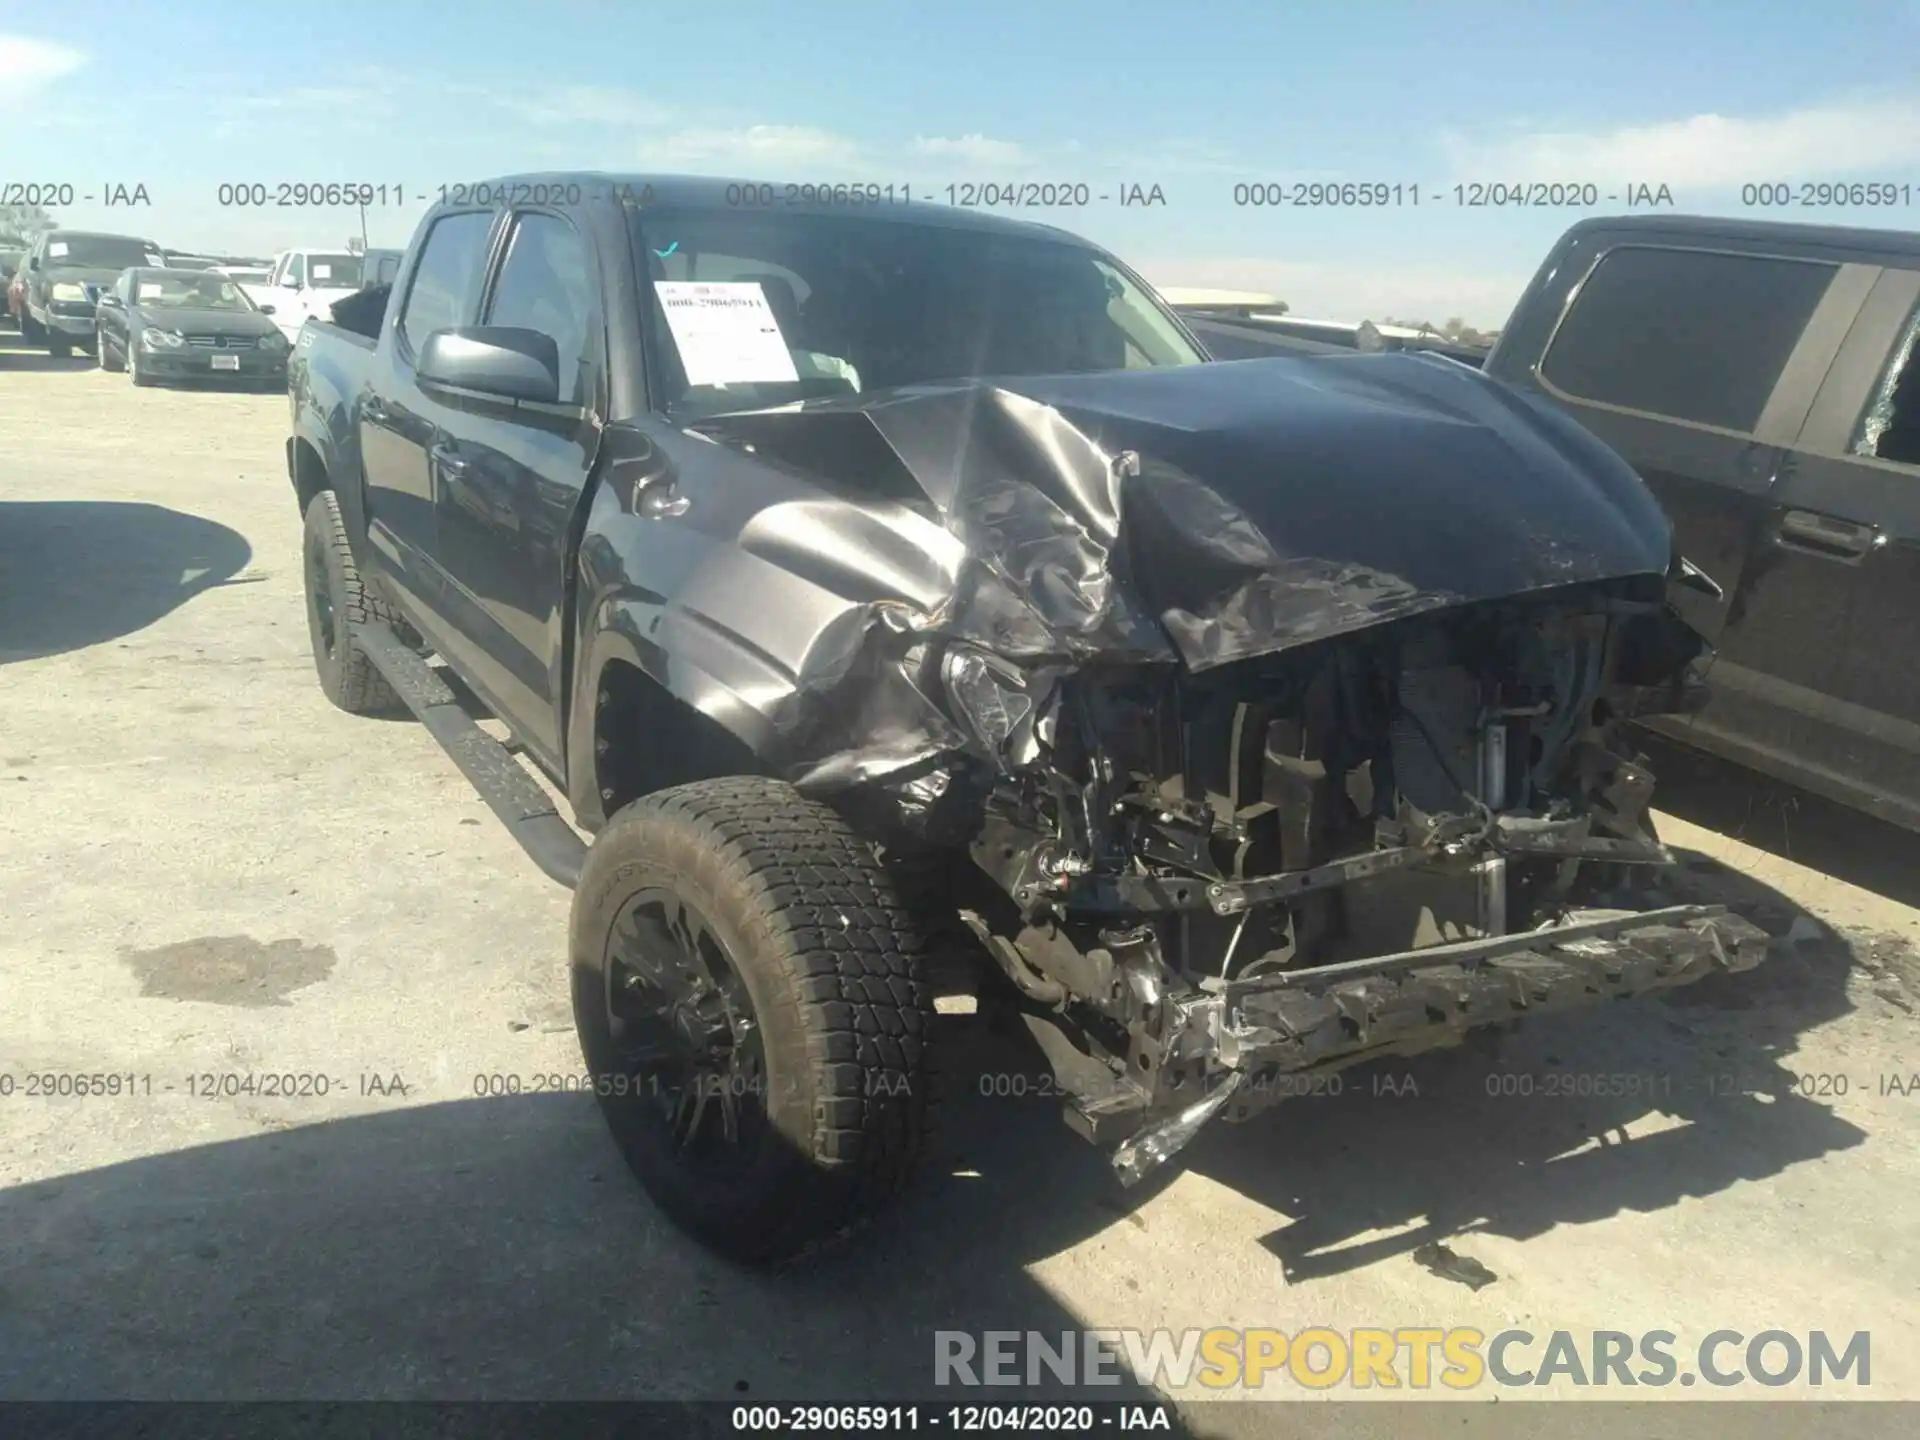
[1486,215,1920,832]
[18,230,168,357]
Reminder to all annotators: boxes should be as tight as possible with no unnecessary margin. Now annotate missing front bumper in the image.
[1104,902,1768,1184]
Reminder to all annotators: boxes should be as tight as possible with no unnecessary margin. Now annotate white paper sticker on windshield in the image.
[138,283,164,299]
[145,253,166,267]
[653,281,799,386]
[311,263,332,280]
[47,241,69,257]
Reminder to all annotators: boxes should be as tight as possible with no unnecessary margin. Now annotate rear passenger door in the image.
[359,209,499,607]
[1749,267,1920,829]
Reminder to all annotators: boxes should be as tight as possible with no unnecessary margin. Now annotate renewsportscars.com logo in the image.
[934,1328,1872,1391]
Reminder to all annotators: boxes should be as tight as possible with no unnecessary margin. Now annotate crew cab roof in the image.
[472,171,1099,245]
[1554,212,1920,261]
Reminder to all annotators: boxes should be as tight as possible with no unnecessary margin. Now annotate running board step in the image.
[357,622,587,889]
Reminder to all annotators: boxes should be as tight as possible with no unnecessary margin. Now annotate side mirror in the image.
[26,256,39,271]
[96,293,123,310]
[417,327,560,403]
[258,303,276,315]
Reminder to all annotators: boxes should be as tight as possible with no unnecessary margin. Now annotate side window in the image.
[397,211,496,357]
[1542,246,1838,432]
[482,213,594,405]
[1857,301,1920,467]
[287,255,305,288]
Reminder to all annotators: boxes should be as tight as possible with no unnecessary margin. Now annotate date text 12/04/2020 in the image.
[1230,181,1677,207]
[729,1405,1172,1431]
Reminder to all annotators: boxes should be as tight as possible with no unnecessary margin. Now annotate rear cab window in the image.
[1541,245,1839,431]
[396,211,497,359]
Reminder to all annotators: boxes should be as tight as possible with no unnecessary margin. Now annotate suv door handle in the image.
[361,396,392,425]
[1776,508,1880,564]
[430,442,472,479]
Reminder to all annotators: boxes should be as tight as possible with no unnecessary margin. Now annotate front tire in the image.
[301,489,400,714]
[570,776,937,1264]
[47,332,71,359]
[98,329,124,372]
[21,312,44,344]
[127,339,153,386]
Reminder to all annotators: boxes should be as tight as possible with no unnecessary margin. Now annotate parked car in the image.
[287,173,1764,1263]
[0,249,23,327]
[212,264,273,287]
[94,266,290,387]
[252,247,380,341]
[17,230,169,356]
[1484,215,1920,833]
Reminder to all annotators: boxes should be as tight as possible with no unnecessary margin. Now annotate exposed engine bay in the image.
[924,577,1766,1181]
[684,356,1774,1181]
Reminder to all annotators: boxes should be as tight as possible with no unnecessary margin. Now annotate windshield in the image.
[630,206,1204,420]
[305,254,363,287]
[43,235,161,269]
[135,272,257,313]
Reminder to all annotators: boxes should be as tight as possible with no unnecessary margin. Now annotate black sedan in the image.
[94,268,291,388]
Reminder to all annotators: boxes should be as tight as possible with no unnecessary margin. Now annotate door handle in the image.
[361,396,392,425]
[430,442,472,479]
[1775,508,1880,564]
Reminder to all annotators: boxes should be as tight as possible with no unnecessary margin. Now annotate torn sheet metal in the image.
[676,352,1676,792]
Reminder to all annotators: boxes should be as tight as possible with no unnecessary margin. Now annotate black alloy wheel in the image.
[603,888,769,1169]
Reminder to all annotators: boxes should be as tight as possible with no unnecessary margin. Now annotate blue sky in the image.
[7,0,1920,324]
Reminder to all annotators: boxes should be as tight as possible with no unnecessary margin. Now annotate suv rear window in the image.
[1542,245,1837,432]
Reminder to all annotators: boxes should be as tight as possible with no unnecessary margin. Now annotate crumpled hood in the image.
[696,353,1674,672]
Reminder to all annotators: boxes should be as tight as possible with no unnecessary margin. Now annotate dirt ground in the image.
[3,327,1917,1433]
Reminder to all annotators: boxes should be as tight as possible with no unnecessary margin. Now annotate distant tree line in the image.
[0,202,57,247]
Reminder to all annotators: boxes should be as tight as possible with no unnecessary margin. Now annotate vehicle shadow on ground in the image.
[0,1025,1190,1404]
[0,501,255,663]
[0,327,95,372]
[1180,850,1878,1286]
[0,874,1878,1407]
[1638,732,1920,911]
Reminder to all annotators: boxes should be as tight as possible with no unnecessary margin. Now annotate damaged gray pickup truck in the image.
[289,173,1766,1263]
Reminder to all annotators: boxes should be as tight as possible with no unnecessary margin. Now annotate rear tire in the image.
[570,776,938,1264]
[47,332,71,359]
[301,489,400,715]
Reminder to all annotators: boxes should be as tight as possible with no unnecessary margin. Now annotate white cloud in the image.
[498,85,675,128]
[224,85,392,115]
[1137,256,1532,330]
[641,124,863,168]
[1441,96,1920,189]
[0,34,85,104]
[913,133,1028,165]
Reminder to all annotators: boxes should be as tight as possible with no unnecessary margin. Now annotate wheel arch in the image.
[566,619,777,832]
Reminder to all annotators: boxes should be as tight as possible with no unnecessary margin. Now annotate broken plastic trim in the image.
[1111,1070,1245,1187]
